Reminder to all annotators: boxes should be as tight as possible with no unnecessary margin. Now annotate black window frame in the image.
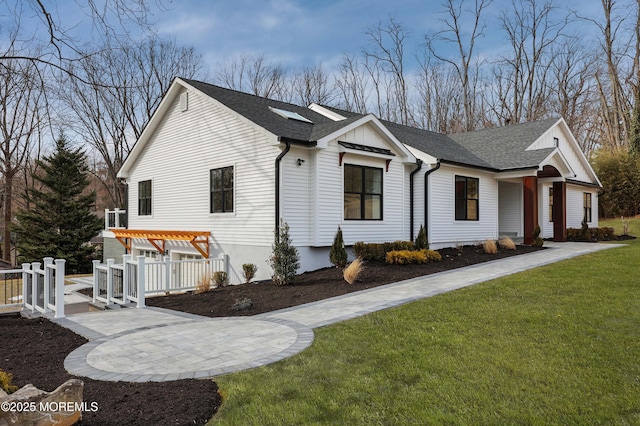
[344,164,383,221]
[138,180,152,216]
[583,192,592,223]
[455,175,479,221]
[210,166,234,213]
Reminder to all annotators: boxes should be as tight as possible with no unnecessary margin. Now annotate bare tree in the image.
[364,18,413,125]
[425,0,492,131]
[336,54,370,114]
[0,57,46,262]
[215,54,289,100]
[291,64,336,106]
[491,0,569,125]
[60,36,205,208]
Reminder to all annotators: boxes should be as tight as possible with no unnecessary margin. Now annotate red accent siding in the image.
[553,181,567,241]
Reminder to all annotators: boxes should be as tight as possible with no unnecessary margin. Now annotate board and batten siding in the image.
[428,165,499,248]
[313,124,410,247]
[127,87,279,248]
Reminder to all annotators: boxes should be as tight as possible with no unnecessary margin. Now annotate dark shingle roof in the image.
[182,78,338,143]
[183,78,559,171]
[449,118,560,170]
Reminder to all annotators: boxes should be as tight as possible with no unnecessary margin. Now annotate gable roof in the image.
[182,78,346,144]
[449,118,559,170]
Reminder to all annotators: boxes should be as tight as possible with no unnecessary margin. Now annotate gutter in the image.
[275,140,291,235]
[409,159,423,241]
[423,160,441,245]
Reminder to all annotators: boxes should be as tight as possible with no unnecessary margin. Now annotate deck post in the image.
[54,259,66,319]
[136,256,146,308]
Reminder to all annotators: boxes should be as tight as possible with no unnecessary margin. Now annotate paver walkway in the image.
[55,242,623,382]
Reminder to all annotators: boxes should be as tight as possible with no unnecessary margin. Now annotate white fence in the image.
[22,258,66,318]
[1,268,24,311]
[92,253,228,307]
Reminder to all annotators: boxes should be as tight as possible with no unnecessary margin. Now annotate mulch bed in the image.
[1,244,541,424]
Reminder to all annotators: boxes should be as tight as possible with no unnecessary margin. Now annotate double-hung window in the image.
[455,175,479,221]
[549,187,554,222]
[138,180,152,216]
[583,192,592,223]
[344,164,383,220]
[210,166,234,213]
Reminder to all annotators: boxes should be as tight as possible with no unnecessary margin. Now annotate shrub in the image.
[242,263,258,283]
[213,271,228,287]
[269,220,300,285]
[232,297,253,311]
[414,224,428,250]
[567,226,616,241]
[622,216,630,235]
[498,237,516,250]
[533,225,544,247]
[343,257,364,284]
[386,249,442,265]
[195,273,212,294]
[329,226,348,267]
[0,369,18,394]
[354,241,415,261]
[482,240,498,254]
[581,220,592,241]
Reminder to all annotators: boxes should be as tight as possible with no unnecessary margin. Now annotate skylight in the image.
[269,106,313,124]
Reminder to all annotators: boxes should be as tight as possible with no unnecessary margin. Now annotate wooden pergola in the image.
[110,229,211,258]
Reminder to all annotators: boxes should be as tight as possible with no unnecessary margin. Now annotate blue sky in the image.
[4,0,607,74]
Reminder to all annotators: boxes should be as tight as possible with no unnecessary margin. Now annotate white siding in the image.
[314,124,410,246]
[498,181,522,237]
[281,147,312,246]
[566,185,598,229]
[428,165,499,248]
[127,87,279,247]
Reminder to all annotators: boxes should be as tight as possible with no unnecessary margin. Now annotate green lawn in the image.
[210,218,640,425]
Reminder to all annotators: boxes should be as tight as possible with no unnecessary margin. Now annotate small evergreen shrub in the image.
[533,225,544,247]
[567,226,616,241]
[482,240,498,254]
[581,220,592,241]
[269,220,300,285]
[213,271,228,287]
[329,226,348,267]
[414,224,429,250]
[232,297,253,311]
[498,237,516,250]
[195,273,212,294]
[343,257,364,284]
[242,263,258,283]
[0,369,18,394]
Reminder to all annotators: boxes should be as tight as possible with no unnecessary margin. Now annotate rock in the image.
[0,379,83,426]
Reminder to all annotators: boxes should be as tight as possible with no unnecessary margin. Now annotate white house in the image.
[107,77,601,283]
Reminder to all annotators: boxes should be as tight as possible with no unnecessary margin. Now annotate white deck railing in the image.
[92,253,228,307]
[1,268,25,311]
[22,258,66,318]
[104,208,127,229]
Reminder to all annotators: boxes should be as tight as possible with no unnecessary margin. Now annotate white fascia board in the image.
[556,118,603,187]
[316,114,417,163]
[540,149,575,177]
[308,103,346,121]
[405,144,438,165]
[493,169,538,180]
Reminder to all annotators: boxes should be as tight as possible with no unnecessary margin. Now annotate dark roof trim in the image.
[278,136,317,147]
[440,159,545,174]
[338,141,396,156]
[566,179,603,189]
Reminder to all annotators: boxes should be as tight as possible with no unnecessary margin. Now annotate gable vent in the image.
[180,92,188,112]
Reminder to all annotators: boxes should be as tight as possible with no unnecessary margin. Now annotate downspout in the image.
[423,160,441,245]
[275,140,291,235]
[409,159,423,241]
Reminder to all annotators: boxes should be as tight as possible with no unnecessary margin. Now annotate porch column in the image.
[553,181,567,242]
[523,176,538,245]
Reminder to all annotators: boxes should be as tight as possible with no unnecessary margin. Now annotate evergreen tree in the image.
[14,134,103,273]
[414,224,428,250]
[269,220,300,285]
[329,226,348,267]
